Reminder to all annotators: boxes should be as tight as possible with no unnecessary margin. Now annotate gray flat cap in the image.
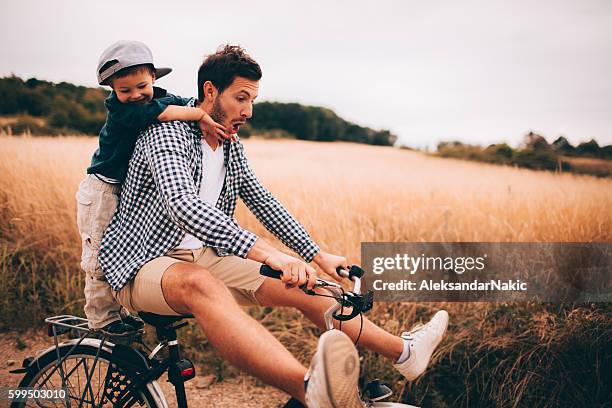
[97,40,172,85]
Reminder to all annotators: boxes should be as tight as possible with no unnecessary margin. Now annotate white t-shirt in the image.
[175,141,226,250]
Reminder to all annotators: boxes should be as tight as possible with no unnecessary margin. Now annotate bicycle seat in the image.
[138,312,194,328]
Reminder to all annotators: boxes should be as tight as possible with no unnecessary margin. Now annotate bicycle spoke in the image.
[18,340,157,408]
[78,359,90,407]
[60,363,80,407]
[36,361,64,390]
[76,359,82,403]
[93,361,101,406]
[63,361,81,406]
[27,360,75,407]
[79,358,99,408]
[26,357,113,408]
[93,361,112,406]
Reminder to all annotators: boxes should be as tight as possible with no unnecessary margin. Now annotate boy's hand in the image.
[198,112,233,143]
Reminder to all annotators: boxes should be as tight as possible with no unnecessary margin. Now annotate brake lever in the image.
[336,265,365,280]
[331,290,375,322]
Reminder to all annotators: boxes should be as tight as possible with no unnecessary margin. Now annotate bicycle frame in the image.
[317,273,361,331]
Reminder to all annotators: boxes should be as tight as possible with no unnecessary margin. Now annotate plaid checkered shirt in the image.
[99,99,320,291]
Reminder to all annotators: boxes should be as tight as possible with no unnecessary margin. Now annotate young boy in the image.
[76,40,227,334]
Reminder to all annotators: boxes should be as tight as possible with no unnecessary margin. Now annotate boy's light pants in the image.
[76,174,125,329]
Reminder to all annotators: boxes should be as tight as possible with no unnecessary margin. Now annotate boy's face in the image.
[111,70,155,104]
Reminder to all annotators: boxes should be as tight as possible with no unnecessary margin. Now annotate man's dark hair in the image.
[197,45,262,101]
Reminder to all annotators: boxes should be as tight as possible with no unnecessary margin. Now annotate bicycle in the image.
[9,265,418,407]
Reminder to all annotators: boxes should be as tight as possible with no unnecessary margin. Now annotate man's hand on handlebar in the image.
[312,251,349,282]
[263,251,317,290]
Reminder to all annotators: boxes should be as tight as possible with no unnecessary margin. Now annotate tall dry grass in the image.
[0,135,610,407]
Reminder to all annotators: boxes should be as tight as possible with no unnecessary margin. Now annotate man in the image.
[100,45,449,407]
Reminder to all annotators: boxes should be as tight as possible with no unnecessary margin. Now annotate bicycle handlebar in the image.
[259,264,350,291]
[259,264,365,282]
[259,265,284,280]
[259,264,373,322]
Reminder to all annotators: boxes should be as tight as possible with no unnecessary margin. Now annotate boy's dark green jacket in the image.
[87,86,191,182]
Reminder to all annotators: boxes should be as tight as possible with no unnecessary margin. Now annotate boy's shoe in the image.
[100,320,135,335]
[122,314,145,330]
[305,330,364,408]
[394,310,449,381]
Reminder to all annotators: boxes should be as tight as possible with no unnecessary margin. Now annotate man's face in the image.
[111,70,155,104]
[209,76,259,135]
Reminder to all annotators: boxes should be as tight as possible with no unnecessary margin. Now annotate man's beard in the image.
[209,97,226,126]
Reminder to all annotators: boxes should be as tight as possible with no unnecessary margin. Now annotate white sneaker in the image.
[394,310,449,381]
[305,330,364,408]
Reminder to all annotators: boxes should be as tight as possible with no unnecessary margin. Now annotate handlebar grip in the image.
[336,265,365,279]
[348,265,365,279]
[261,264,312,292]
[260,265,283,279]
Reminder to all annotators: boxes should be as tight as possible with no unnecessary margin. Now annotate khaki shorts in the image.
[114,247,266,316]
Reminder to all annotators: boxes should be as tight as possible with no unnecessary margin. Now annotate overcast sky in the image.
[2,0,611,148]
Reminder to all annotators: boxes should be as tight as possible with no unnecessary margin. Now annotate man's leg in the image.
[254,279,404,360]
[161,262,308,403]
[254,278,450,382]
[191,248,403,361]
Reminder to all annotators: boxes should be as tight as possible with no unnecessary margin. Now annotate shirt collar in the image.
[184,99,232,166]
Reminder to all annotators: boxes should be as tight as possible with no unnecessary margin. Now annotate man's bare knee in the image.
[162,263,234,313]
[187,268,233,302]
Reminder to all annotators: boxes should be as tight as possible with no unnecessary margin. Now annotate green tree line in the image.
[0,75,397,146]
[250,101,397,145]
[436,132,612,177]
[0,75,107,135]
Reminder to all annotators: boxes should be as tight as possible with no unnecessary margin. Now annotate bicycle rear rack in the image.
[45,314,142,344]
[45,315,91,337]
[42,315,142,382]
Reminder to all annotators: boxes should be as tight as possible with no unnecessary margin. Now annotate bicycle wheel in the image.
[11,340,163,408]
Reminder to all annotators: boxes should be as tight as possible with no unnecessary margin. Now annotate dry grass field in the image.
[0,135,610,407]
